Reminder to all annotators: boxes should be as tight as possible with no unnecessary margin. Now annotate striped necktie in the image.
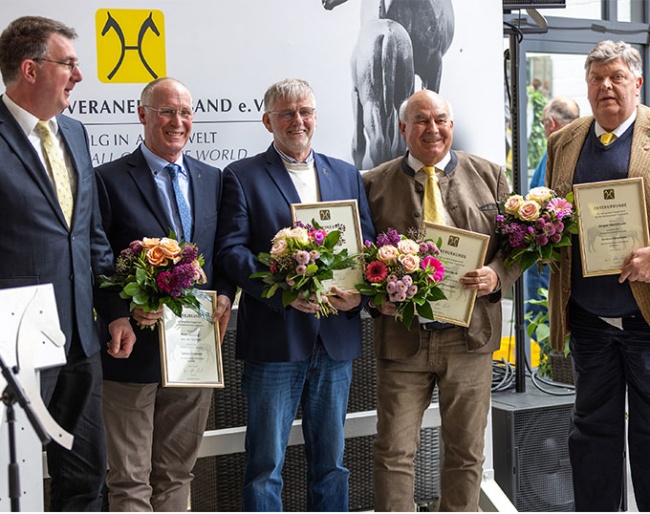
[165,163,193,241]
[35,120,75,227]
[422,166,446,224]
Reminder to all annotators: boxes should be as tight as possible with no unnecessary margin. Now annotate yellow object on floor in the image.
[493,336,541,367]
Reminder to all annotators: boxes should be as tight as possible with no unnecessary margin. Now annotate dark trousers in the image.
[40,342,106,512]
[568,302,650,512]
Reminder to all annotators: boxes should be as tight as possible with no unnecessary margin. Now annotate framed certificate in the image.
[422,222,490,327]
[159,291,224,388]
[573,177,649,277]
[291,200,364,291]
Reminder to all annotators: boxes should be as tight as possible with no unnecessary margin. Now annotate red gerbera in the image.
[366,260,388,283]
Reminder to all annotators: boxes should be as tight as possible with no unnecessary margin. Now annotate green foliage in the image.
[525,287,570,378]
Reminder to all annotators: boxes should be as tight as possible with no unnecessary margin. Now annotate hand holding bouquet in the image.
[99,235,210,329]
[496,186,578,271]
[250,221,357,317]
[355,227,446,329]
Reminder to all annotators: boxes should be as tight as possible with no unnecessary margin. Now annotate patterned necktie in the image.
[422,166,446,224]
[600,132,615,146]
[165,163,193,241]
[35,120,75,227]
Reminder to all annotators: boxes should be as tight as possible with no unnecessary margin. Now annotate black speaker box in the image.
[491,384,575,512]
[190,313,441,511]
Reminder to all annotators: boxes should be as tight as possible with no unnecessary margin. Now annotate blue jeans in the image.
[568,302,650,512]
[241,342,352,511]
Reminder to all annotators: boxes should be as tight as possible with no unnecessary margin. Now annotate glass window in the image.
[550,0,601,20]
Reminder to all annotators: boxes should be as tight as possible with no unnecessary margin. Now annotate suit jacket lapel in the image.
[0,101,65,224]
[127,148,174,234]
[262,146,301,205]
[629,105,650,181]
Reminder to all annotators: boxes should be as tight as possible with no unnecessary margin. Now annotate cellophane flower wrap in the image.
[99,235,211,328]
[355,227,446,329]
[496,186,578,271]
[250,221,358,317]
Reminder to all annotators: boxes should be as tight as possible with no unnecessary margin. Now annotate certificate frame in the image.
[573,177,649,277]
[291,199,364,292]
[422,222,490,327]
[159,290,224,388]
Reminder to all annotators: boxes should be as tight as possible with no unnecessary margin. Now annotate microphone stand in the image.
[1,354,51,512]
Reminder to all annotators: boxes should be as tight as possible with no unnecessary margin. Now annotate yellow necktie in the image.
[35,121,75,227]
[422,166,446,225]
[600,132,614,146]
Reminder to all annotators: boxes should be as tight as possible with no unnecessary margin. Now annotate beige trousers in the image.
[373,327,493,512]
[102,381,212,512]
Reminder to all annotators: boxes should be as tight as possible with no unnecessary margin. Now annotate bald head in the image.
[542,96,580,137]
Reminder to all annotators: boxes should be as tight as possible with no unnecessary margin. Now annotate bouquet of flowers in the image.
[496,186,578,271]
[99,235,211,328]
[355,227,446,329]
[250,221,358,317]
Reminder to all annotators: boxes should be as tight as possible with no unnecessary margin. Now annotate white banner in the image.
[0,0,505,170]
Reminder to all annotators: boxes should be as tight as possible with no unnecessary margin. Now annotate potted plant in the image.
[526,288,572,384]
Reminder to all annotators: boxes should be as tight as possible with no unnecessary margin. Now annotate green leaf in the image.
[401,303,415,330]
[417,301,434,320]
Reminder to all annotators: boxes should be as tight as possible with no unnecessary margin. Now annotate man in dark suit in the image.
[546,40,650,511]
[0,16,135,511]
[363,89,519,511]
[215,78,375,511]
[95,77,233,511]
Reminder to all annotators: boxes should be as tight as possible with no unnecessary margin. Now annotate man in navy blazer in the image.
[216,78,375,511]
[0,16,135,510]
[95,77,234,511]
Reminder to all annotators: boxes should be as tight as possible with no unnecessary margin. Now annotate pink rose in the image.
[377,245,399,263]
[504,195,524,215]
[518,200,541,222]
[270,239,288,256]
[397,239,420,255]
[399,253,420,273]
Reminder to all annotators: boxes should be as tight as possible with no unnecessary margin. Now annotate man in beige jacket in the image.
[363,89,520,511]
[546,40,650,511]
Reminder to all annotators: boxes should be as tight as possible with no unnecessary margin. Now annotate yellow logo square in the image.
[95,9,166,83]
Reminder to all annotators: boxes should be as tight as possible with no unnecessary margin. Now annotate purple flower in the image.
[536,234,549,246]
[293,250,310,265]
[365,239,372,248]
[377,228,401,247]
[550,233,562,243]
[180,244,198,264]
[312,229,327,245]
[295,264,307,275]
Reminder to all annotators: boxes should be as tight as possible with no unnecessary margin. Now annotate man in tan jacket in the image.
[363,89,520,511]
[546,40,650,511]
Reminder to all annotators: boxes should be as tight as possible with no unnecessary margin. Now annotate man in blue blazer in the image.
[0,16,135,510]
[216,78,375,511]
[95,77,234,511]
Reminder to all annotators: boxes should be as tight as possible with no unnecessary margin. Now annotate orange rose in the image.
[141,237,161,249]
[146,246,168,267]
[159,237,181,258]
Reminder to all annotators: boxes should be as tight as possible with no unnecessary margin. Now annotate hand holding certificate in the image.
[573,177,649,277]
[423,223,489,327]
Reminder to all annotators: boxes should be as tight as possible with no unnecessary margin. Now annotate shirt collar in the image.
[140,143,187,176]
[2,93,59,137]
[273,143,314,164]
[594,108,637,138]
[407,151,451,174]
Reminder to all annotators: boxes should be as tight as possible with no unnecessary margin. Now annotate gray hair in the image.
[545,96,580,127]
[263,78,316,111]
[585,40,643,80]
[0,16,77,85]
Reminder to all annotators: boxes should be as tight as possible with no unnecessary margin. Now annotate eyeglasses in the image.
[267,107,316,122]
[33,58,79,72]
[142,105,194,119]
